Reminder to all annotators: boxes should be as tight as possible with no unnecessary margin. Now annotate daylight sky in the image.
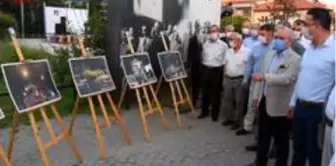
[319,0,335,7]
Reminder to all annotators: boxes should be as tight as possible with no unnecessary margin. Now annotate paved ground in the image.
[2,108,256,166]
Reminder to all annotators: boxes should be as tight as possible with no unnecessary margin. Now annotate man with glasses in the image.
[288,8,335,166]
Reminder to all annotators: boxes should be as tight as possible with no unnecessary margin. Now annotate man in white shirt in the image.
[199,25,228,122]
[221,32,251,129]
[292,19,311,49]
[322,86,335,166]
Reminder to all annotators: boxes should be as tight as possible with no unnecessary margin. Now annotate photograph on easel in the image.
[0,108,5,120]
[69,56,116,98]
[157,51,187,82]
[1,60,61,114]
[120,53,157,89]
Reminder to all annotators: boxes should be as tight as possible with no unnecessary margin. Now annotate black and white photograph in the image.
[0,108,5,120]
[69,56,116,98]
[120,53,157,89]
[158,51,187,82]
[1,60,61,114]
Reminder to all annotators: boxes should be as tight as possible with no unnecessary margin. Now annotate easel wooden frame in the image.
[155,32,198,128]
[0,137,11,166]
[119,35,170,142]
[68,36,132,160]
[6,28,83,166]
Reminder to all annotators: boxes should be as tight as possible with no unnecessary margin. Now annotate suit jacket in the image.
[252,48,301,117]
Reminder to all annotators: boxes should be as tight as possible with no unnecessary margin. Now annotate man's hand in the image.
[286,108,294,119]
[252,73,264,81]
[252,99,258,111]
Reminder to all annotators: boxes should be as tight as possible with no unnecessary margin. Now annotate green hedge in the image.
[221,15,249,33]
[0,13,16,40]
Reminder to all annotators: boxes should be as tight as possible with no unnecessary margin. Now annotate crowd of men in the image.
[189,7,335,166]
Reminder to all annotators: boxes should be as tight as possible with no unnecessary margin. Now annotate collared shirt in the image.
[325,86,335,121]
[263,51,287,95]
[202,39,228,67]
[243,40,275,83]
[243,36,261,50]
[289,34,335,107]
[224,46,251,77]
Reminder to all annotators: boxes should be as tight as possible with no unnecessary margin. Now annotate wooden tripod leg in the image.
[50,105,83,163]
[105,93,132,145]
[7,111,18,160]
[69,96,80,135]
[174,81,184,102]
[155,75,163,95]
[118,78,127,109]
[40,108,57,144]
[97,95,111,128]
[87,97,107,160]
[149,85,170,130]
[135,89,151,141]
[169,83,182,128]
[28,111,51,166]
[0,143,11,166]
[180,80,197,116]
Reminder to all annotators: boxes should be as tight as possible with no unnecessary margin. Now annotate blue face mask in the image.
[273,39,286,53]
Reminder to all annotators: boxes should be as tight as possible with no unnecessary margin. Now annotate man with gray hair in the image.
[221,32,251,130]
[276,24,306,56]
[247,24,301,166]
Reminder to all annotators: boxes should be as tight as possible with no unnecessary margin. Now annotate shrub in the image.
[0,13,16,39]
[221,15,249,33]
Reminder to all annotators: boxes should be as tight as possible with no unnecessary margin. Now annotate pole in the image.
[20,2,25,38]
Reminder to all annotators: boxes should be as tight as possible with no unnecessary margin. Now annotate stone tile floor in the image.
[2,108,256,166]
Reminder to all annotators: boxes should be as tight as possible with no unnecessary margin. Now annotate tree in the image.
[265,0,298,22]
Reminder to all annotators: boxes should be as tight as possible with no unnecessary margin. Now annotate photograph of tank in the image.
[120,53,157,89]
[1,60,61,113]
[158,51,187,82]
[69,56,116,98]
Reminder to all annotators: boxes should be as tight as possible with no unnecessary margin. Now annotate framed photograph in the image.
[120,53,157,89]
[69,56,116,98]
[1,60,61,114]
[157,51,187,82]
[0,108,5,120]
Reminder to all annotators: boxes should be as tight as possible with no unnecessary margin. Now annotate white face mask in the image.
[242,28,250,35]
[251,29,258,37]
[219,33,226,38]
[293,31,301,40]
[210,33,219,41]
[229,41,234,47]
[258,35,267,43]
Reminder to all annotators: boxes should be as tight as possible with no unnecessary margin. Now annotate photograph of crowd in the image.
[158,51,187,82]
[69,56,116,98]
[1,60,61,113]
[120,53,157,89]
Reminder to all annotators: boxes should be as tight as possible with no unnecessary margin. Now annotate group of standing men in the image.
[188,7,335,166]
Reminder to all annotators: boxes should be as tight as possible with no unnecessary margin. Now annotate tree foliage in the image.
[221,15,249,32]
[264,0,298,22]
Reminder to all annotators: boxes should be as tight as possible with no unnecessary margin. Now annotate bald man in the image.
[249,26,301,166]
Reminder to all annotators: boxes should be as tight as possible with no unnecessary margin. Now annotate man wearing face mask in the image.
[221,32,251,130]
[198,25,228,122]
[220,24,235,47]
[242,20,252,39]
[243,23,261,50]
[237,24,275,153]
[248,26,301,166]
[288,8,335,166]
[292,19,311,50]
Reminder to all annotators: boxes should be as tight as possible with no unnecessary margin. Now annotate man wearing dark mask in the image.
[198,25,228,122]
[248,26,301,166]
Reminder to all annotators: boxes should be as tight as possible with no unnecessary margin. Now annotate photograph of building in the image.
[69,56,116,98]
[120,53,157,89]
[1,60,61,113]
[158,51,187,82]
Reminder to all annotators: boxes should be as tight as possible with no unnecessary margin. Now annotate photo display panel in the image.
[1,60,61,113]
[157,51,187,82]
[120,53,158,89]
[69,56,116,98]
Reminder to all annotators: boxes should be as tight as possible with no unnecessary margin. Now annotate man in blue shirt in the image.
[243,23,261,50]
[287,8,335,166]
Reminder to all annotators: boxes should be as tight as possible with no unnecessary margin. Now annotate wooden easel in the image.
[120,34,170,141]
[156,32,198,128]
[0,137,12,166]
[6,28,82,166]
[68,36,132,160]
